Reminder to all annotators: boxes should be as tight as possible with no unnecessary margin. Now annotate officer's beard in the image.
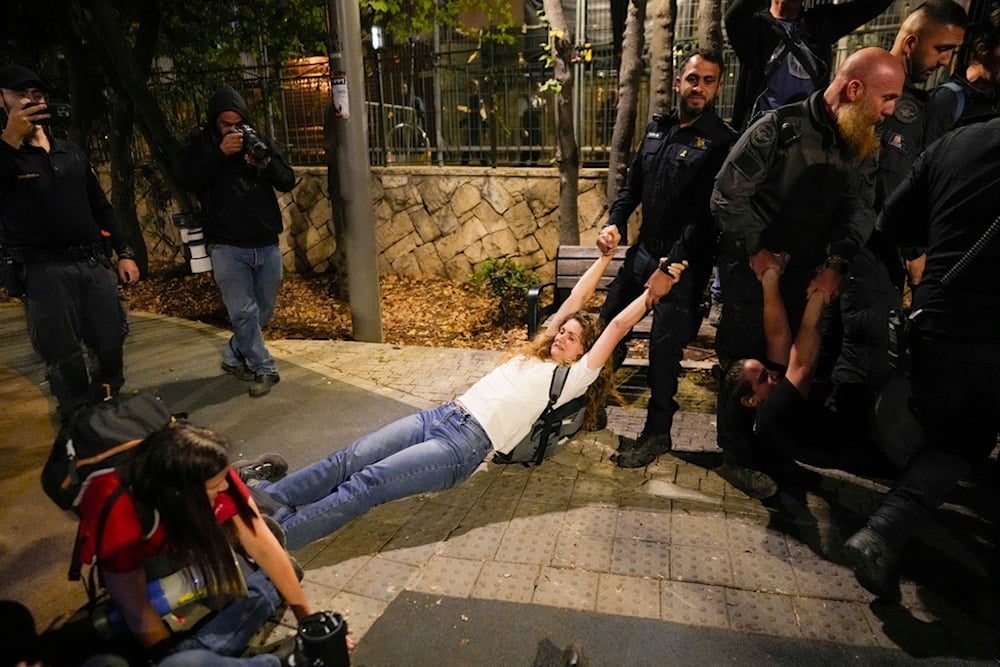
[836,98,881,161]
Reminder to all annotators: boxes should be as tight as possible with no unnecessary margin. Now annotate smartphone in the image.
[23,101,73,127]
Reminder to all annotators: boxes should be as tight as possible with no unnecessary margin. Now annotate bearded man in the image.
[708,47,904,498]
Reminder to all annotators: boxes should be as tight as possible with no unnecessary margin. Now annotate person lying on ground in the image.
[247,230,689,550]
[723,251,895,479]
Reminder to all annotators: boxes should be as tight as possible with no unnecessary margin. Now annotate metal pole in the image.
[326,0,383,342]
[433,15,446,166]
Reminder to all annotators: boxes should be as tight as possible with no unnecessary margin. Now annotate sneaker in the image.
[612,432,672,468]
[249,372,280,397]
[237,453,289,484]
[843,526,901,602]
[708,301,723,327]
[715,462,778,499]
[222,361,254,382]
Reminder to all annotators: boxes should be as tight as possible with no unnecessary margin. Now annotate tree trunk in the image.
[109,99,148,274]
[647,0,677,119]
[697,0,724,53]
[542,0,580,245]
[64,0,196,212]
[607,0,647,208]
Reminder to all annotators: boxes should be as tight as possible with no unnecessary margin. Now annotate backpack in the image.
[492,365,588,467]
[42,393,174,511]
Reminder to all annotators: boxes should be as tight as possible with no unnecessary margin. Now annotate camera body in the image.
[23,101,73,127]
[234,123,270,161]
[171,212,213,274]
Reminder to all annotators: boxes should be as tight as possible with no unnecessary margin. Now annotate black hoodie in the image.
[177,85,295,247]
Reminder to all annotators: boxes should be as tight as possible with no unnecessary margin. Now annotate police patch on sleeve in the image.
[749,123,776,148]
[893,98,919,124]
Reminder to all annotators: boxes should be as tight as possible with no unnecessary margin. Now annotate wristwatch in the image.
[823,255,850,275]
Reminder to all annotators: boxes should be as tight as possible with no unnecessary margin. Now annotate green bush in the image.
[469,258,537,328]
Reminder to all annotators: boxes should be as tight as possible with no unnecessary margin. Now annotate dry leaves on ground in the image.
[121,269,528,351]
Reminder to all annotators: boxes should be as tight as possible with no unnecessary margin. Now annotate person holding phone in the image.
[0,64,140,422]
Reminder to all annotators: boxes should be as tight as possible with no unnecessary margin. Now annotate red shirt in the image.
[77,468,250,573]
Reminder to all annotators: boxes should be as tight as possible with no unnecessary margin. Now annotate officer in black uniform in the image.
[0,65,139,420]
[843,116,1000,604]
[710,48,904,497]
[598,51,738,468]
[832,1,966,424]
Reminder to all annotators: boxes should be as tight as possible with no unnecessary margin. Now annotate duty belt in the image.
[6,243,106,264]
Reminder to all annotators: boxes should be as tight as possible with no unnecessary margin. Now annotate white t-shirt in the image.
[457,353,601,454]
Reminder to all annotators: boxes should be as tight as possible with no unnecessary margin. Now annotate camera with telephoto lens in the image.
[295,611,350,666]
[23,101,73,127]
[234,123,270,161]
[171,212,213,274]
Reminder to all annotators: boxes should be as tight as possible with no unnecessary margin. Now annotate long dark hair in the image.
[118,422,256,602]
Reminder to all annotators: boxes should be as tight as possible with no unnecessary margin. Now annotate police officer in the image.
[0,65,140,420]
[710,48,904,498]
[831,0,966,421]
[843,116,1000,604]
[597,51,738,468]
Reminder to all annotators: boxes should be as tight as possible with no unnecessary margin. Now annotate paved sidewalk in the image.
[0,304,995,664]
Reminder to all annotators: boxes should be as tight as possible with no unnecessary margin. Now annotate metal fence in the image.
[109,0,956,169]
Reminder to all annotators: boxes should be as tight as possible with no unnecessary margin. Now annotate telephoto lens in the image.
[296,611,350,666]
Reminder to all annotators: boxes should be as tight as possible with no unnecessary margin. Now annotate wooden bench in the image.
[525,245,653,340]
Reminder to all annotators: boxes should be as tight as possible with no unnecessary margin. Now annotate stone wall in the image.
[139,166,613,282]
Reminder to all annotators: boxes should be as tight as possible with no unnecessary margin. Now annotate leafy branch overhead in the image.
[360,0,514,42]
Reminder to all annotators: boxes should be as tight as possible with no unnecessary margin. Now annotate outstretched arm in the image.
[785,291,830,398]
[585,262,687,370]
[544,226,622,336]
[760,265,791,367]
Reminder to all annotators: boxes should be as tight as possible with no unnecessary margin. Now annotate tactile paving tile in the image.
[363,494,429,526]
[402,500,472,537]
[532,566,600,611]
[569,477,623,507]
[552,530,613,570]
[669,545,733,587]
[342,556,420,601]
[495,526,559,564]
[518,474,575,506]
[438,523,506,560]
[726,517,789,557]
[378,527,443,566]
[597,572,661,618]
[431,471,494,507]
[326,518,399,556]
[609,538,670,579]
[729,550,798,595]
[669,510,730,549]
[792,597,881,646]
[790,556,873,602]
[476,474,529,505]
[472,561,543,604]
[724,588,801,638]
[326,590,391,644]
[614,507,671,543]
[508,503,565,532]
[408,554,483,597]
[660,580,729,629]
[302,555,372,593]
[561,505,619,538]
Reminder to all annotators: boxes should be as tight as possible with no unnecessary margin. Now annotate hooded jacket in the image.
[177,85,295,247]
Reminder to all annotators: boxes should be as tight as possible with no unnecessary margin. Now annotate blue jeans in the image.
[209,244,282,375]
[169,567,282,657]
[158,650,279,666]
[261,403,493,550]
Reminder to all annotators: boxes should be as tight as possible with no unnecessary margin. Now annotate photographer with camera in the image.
[0,64,140,422]
[178,85,295,398]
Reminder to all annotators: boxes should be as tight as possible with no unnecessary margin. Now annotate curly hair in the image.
[505,311,621,429]
[119,422,257,604]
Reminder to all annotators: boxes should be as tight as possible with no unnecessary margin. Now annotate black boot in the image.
[843,526,901,603]
[612,432,672,468]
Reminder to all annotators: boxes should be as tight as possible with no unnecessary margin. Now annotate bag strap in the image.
[529,365,572,466]
[767,18,825,85]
